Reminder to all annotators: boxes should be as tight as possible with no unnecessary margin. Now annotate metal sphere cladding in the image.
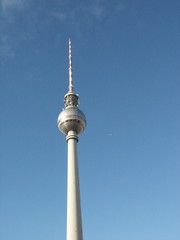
[57,107,86,135]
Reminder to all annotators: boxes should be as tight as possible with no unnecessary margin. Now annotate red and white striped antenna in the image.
[68,38,74,92]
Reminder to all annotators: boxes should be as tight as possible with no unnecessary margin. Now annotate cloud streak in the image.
[1,0,25,13]
[91,2,104,20]
[0,0,26,59]
[50,11,66,22]
[50,0,106,23]
[0,33,15,58]
[0,0,126,59]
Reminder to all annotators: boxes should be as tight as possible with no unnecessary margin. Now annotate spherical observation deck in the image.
[57,107,86,135]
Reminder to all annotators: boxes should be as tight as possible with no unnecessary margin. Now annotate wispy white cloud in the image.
[107,133,113,137]
[0,33,15,58]
[91,3,104,20]
[0,0,26,58]
[51,0,106,24]
[0,0,119,58]
[47,1,106,39]
[116,1,128,12]
[1,0,25,13]
[51,11,66,22]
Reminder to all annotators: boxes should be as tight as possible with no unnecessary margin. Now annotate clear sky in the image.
[0,0,180,240]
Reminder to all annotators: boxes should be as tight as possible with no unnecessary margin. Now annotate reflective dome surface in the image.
[57,107,86,135]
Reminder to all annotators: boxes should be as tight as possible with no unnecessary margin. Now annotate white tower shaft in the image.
[66,130,83,240]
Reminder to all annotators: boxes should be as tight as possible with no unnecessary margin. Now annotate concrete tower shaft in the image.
[66,131,83,240]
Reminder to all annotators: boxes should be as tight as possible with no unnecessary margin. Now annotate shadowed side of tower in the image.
[57,39,86,240]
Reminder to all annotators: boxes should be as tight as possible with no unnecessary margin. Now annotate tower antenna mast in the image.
[68,38,74,93]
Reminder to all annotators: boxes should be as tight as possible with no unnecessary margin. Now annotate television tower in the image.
[57,39,86,240]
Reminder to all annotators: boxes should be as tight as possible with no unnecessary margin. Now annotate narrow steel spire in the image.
[68,38,74,93]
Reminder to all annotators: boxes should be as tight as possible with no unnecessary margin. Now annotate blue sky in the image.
[0,0,180,240]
